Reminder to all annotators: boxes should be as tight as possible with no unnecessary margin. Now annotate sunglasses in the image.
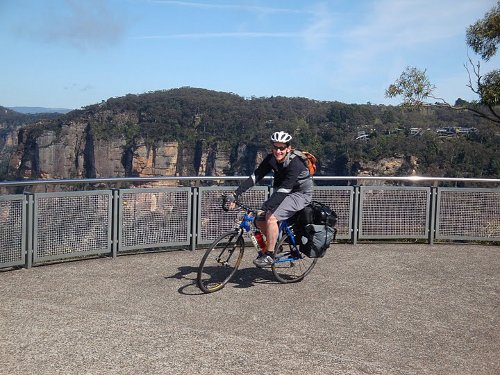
[272,144,289,151]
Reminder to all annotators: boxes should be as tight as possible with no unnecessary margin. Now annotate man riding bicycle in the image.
[229,131,313,267]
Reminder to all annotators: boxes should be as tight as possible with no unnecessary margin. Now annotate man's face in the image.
[272,142,291,163]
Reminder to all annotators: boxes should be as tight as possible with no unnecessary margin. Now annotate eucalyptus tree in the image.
[386,2,500,123]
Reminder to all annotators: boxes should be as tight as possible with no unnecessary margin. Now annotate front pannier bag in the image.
[299,201,337,258]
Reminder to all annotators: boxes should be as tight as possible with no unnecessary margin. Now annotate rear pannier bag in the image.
[299,224,336,258]
[297,201,338,258]
[309,201,337,227]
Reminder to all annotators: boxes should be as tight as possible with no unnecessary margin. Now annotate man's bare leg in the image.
[255,212,278,253]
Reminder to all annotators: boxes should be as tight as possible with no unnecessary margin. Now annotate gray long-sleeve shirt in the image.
[235,152,313,213]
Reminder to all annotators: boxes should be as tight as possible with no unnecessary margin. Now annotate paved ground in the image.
[0,243,499,375]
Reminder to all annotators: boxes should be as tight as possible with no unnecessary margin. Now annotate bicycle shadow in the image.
[165,265,277,295]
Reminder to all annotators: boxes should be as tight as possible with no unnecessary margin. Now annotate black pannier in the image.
[295,201,337,258]
[299,224,336,258]
[309,201,337,227]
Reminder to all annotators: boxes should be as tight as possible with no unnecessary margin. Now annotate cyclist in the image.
[229,131,313,267]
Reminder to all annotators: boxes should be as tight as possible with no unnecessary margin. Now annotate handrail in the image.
[0,175,499,188]
[314,176,500,183]
[0,176,248,187]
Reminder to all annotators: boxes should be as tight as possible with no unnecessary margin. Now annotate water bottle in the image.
[250,233,260,250]
[254,230,267,251]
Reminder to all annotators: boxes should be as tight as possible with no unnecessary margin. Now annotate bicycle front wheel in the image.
[272,233,317,283]
[197,230,245,293]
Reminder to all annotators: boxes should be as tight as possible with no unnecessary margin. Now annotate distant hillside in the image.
[1,87,499,182]
[0,106,64,127]
[8,106,73,114]
[0,106,31,126]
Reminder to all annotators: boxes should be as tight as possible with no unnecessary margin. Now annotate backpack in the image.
[292,150,318,176]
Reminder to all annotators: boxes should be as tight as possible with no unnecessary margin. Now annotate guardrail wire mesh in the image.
[34,191,112,261]
[119,188,191,251]
[436,189,500,240]
[0,196,25,267]
[359,187,430,239]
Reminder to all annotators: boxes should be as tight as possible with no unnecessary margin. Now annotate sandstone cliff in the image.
[4,118,254,182]
[4,121,416,185]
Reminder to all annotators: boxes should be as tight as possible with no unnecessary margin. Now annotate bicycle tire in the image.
[197,230,245,293]
[272,232,317,283]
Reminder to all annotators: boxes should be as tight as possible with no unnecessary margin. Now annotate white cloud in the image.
[148,0,304,15]
[300,2,336,49]
[13,0,128,49]
[317,0,497,103]
[344,0,494,63]
[136,32,301,39]
[136,0,330,43]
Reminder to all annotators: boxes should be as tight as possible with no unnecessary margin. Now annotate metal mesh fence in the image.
[120,188,191,250]
[2,182,499,269]
[34,191,112,260]
[312,187,353,239]
[0,196,25,266]
[359,187,430,239]
[436,188,500,240]
[197,186,268,244]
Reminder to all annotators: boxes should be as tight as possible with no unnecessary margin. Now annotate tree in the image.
[385,66,435,107]
[480,69,500,105]
[466,2,500,61]
[463,1,500,122]
[386,2,500,123]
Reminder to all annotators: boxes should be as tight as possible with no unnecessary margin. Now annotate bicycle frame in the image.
[228,198,302,263]
[273,220,302,263]
[279,220,296,245]
[238,212,255,232]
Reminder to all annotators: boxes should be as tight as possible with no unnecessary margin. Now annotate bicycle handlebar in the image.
[221,194,256,214]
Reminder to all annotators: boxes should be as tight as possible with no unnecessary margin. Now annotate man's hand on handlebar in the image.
[222,193,238,211]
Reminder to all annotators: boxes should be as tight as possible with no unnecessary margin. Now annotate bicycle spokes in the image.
[272,233,317,283]
[215,236,238,265]
[197,231,245,293]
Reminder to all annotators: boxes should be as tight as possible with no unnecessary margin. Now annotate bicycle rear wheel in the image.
[272,232,317,283]
[197,230,245,293]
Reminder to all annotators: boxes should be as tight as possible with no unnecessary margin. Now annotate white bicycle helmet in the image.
[270,131,292,144]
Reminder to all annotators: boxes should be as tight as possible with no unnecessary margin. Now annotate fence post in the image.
[112,189,119,258]
[25,193,33,269]
[429,186,437,245]
[191,187,198,251]
[352,186,360,245]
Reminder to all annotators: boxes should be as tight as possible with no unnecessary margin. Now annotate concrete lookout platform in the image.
[1,243,499,374]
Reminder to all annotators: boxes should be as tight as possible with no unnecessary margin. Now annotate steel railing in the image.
[0,176,499,269]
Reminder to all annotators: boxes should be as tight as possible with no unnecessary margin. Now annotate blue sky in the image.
[1,0,498,109]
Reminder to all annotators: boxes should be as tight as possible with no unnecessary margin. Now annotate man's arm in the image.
[235,154,273,197]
